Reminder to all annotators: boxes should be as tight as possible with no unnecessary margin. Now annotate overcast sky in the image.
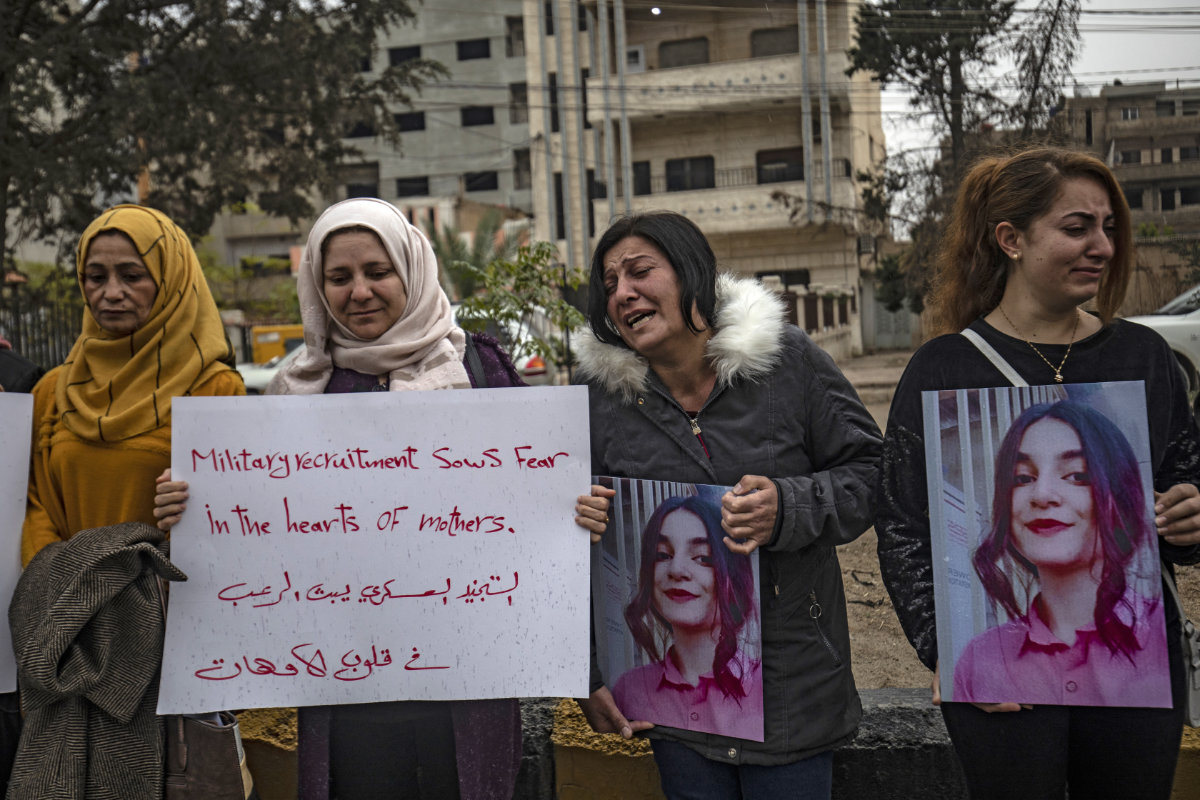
[883,0,1200,157]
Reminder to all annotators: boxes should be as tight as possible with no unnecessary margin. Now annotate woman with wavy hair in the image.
[613,491,761,740]
[876,145,1200,799]
[953,400,1168,707]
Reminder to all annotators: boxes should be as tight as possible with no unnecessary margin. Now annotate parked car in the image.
[1125,285,1200,410]
[237,346,303,394]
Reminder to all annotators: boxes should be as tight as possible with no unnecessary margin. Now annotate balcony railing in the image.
[609,163,850,198]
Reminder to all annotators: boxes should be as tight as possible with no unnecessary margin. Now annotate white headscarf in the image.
[270,198,469,394]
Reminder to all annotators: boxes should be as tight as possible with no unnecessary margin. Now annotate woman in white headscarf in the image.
[157,198,550,800]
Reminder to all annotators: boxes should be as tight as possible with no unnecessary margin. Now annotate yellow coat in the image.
[21,366,244,566]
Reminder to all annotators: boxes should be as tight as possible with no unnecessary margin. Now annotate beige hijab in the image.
[271,198,468,394]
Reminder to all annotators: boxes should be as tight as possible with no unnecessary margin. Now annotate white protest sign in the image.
[0,393,32,693]
[158,387,591,713]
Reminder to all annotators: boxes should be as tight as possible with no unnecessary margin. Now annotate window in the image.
[1181,146,1200,161]
[1121,107,1139,121]
[457,38,490,61]
[514,148,531,190]
[345,121,375,138]
[389,46,420,67]
[1162,189,1176,211]
[665,156,715,192]
[832,158,852,178]
[460,106,495,126]
[756,147,803,184]
[342,163,378,199]
[632,161,651,196]
[543,1,555,36]
[358,55,372,72]
[1157,101,1176,117]
[395,177,429,197]
[1162,148,1174,164]
[553,172,564,239]
[1119,150,1141,165]
[659,37,709,69]
[1123,185,1143,210]
[1184,100,1200,116]
[464,171,499,192]
[581,68,591,129]
[346,183,378,199]
[751,27,798,58]
[509,83,528,124]
[394,111,425,132]
[1181,186,1200,206]
[1085,109,1093,146]
[548,72,560,133]
[505,16,525,58]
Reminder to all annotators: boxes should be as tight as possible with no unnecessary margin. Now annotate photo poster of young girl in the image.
[922,380,1170,708]
[592,476,764,741]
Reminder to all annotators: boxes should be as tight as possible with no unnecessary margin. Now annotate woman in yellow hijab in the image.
[21,204,244,565]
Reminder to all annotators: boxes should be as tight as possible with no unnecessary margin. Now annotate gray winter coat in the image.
[576,275,882,765]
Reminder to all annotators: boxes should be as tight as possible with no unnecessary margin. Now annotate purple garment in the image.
[952,588,1172,708]
[298,331,524,800]
[612,650,764,742]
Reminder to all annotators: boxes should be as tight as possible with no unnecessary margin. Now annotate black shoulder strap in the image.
[464,334,488,388]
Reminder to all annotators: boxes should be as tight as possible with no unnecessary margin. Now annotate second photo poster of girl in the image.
[592,478,763,742]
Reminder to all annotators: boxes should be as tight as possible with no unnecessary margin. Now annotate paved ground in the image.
[836,348,912,431]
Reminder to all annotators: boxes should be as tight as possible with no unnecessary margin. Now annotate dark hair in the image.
[586,212,717,347]
[624,491,757,699]
[929,146,1132,335]
[973,400,1150,659]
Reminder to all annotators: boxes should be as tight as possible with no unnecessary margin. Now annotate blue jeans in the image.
[650,740,833,800]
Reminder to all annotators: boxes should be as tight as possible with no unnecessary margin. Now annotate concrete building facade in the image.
[1065,81,1200,236]
[522,0,885,358]
[206,0,537,270]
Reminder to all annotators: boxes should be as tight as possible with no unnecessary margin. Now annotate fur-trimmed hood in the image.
[574,273,786,401]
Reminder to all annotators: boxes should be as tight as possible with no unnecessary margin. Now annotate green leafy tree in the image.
[2,0,444,259]
[197,250,300,322]
[455,241,587,376]
[430,211,523,301]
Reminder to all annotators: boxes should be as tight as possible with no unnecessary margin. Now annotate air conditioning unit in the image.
[626,45,645,74]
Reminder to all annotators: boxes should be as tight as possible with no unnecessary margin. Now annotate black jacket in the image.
[0,349,41,393]
[876,318,1200,671]
[577,275,882,765]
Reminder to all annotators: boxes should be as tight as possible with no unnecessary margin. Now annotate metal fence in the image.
[0,275,84,372]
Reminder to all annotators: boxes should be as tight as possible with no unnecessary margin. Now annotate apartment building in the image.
[522,0,885,357]
[1066,81,1200,235]
[208,0,536,269]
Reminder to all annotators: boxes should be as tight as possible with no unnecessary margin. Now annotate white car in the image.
[236,346,303,394]
[1126,286,1200,410]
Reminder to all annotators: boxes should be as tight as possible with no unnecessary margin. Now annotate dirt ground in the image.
[839,526,1200,690]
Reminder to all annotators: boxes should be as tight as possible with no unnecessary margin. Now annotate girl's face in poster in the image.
[1010,418,1100,572]
[653,510,717,631]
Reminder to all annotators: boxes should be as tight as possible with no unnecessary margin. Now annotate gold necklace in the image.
[996,306,1080,384]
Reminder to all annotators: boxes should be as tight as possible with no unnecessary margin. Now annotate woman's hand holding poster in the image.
[924,380,1171,708]
[592,477,764,742]
[158,387,590,713]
